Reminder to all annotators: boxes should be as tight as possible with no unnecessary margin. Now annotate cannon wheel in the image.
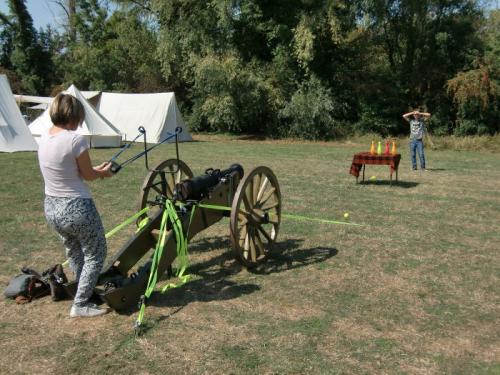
[137,159,193,223]
[230,166,281,268]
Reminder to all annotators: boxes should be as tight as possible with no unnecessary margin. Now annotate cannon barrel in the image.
[174,164,244,201]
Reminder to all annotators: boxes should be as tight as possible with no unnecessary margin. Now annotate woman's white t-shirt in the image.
[38,129,92,198]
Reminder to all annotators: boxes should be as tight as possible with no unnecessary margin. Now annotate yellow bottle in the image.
[377,141,382,155]
[391,141,397,155]
[370,141,375,154]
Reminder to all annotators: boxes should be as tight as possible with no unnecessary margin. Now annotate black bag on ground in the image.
[4,269,50,303]
[4,264,68,303]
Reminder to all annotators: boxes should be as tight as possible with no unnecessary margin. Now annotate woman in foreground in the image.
[38,93,113,318]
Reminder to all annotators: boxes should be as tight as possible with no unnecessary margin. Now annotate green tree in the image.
[357,0,485,134]
[60,0,165,92]
[0,0,55,94]
[446,10,500,135]
[153,0,361,138]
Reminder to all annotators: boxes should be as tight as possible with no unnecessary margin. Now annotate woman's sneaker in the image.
[70,303,110,318]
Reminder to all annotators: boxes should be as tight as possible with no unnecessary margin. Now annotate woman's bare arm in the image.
[76,150,112,181]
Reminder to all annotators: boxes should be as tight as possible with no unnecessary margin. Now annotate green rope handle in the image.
[136,200,191,330]
[135,207,170,328]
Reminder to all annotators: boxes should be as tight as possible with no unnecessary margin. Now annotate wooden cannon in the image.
[75,159,282,311]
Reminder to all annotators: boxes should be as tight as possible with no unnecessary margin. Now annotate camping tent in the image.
[29,85,122,148]
[0,75,38,152]
[97,92,192,144]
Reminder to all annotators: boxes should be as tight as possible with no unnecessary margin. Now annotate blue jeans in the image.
[410,139,425,170]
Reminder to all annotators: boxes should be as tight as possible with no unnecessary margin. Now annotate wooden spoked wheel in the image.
[137,159,193,223]
[230,166,281,267]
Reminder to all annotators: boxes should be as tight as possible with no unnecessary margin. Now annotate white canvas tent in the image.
[0,75,38,152]
[29,85,122,148]
[97,92,192,144]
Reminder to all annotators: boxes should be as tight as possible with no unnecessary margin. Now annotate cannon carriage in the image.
[66,156,282,312]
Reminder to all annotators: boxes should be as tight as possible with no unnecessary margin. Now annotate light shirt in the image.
[410,118,425,140]
[38,129,92,198]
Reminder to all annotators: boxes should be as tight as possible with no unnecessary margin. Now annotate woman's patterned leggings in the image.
[44,196,107,307]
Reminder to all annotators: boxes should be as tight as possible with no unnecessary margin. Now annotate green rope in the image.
[136,200,192,330]
[281,213,364,226]
[160,200,191,292]
[135,207,169,329]
[159,201,199,292]
[197,203,232,211]
[106,206,151,238]
[185,203,365,227]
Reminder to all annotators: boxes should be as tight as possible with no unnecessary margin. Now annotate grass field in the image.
[0,135,499,374]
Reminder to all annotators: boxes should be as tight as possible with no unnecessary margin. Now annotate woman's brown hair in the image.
[49,93,85,128]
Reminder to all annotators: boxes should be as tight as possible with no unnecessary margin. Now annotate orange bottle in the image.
[370,141,375,154]
[391,141,397,155]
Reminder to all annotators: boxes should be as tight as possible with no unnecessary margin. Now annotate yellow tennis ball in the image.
[343,212,349,219]
[370,175,377,180]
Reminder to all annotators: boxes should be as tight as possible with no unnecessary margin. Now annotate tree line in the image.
[1,0,498,139]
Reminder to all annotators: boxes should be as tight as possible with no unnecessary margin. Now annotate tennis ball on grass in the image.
[343,212,349,219]
[370,175,377,181]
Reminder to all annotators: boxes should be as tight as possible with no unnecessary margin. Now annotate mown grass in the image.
[0,135,499,374]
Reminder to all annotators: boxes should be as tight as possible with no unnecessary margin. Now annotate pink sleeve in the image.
[72,134,89,157]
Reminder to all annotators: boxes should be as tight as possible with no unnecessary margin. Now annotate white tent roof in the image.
[29,85,122,148]
[15,91,101,105]
[81,91,101,100]
[29,103,48,110]
[14,94,53,105]
[97,92,192,144]
[0,75,38,152]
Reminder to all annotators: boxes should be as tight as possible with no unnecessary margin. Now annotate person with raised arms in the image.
[403,109,431,171]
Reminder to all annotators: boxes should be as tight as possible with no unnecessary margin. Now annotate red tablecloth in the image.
[349,152,401,179]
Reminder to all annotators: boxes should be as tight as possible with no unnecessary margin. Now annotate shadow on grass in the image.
[358,180,419,188]
[136,237,337,330]
[186,235,231,253]
[186,237,338,276]
[252,239,338,275]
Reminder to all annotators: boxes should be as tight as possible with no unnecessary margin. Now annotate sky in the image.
[0,0,68,30]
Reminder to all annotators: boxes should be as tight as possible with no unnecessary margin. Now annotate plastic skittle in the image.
[370,141,375,154]
[384,140,390,155]
[377,141,382,155]
[391,141,397,155]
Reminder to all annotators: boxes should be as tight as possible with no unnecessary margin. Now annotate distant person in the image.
[37,93,113,318]
[403,109,431,171]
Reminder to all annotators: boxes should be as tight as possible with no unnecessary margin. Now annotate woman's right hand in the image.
[93,162,113,178]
